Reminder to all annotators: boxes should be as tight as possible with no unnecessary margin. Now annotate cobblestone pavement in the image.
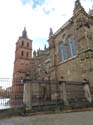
[0,111,93,125]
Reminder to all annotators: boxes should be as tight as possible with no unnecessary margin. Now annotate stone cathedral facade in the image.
[12,0,93,97]
[48,0,93,91]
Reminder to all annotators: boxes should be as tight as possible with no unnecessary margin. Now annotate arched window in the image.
[59,42,66,62]
[68,39,76,58]
[22,41,24,46]
[21,51,24,56]
[27,42,29,47]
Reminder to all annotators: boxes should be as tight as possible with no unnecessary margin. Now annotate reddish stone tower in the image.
[13,27,32,81]
[12,28,32,106]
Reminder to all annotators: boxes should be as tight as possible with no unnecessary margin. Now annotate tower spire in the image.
[73,0,84,15]
[22,27,28,38]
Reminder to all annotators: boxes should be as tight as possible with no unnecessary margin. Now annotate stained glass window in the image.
[59,42,66,62]
[68,39,76,58]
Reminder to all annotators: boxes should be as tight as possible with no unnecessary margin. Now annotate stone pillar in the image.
[62,82,69,105]
[84,84,92,103]
[23,81,32,109]
[82,79,92,103]
[83,84,92,103]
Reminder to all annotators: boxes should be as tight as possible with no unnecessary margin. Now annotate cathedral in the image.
[48,0,93,90]
[12,0,93,106]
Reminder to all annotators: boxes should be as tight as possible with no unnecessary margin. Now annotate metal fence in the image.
[0,79,92,112]
[23,80,93,112]
[0,78,23,110]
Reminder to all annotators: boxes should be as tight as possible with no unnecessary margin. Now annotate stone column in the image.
[62,82,69,105]
[23,80,32,109]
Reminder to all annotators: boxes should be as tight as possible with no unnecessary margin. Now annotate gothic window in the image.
[68,39,76,58]
[22,41,24,46]
[27,42,29,47]
[59,42,66,62]
[21,51,24,56]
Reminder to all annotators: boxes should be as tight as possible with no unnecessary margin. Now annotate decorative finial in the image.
[37,49,39,56]
[75,0,81,6]
[89,5,93,16]
[73,0,84,15]
[33,50,36,57]
[49,28,53,38]
[44,44,47,50]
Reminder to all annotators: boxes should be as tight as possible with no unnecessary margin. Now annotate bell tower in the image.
[12,28,32,106]
[13,27,32,82]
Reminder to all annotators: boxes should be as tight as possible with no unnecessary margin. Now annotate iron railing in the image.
[0,78,93,112]
[23,80,93,112]
[0,78,23,110]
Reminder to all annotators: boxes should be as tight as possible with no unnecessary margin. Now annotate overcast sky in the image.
[0,0,92,78]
